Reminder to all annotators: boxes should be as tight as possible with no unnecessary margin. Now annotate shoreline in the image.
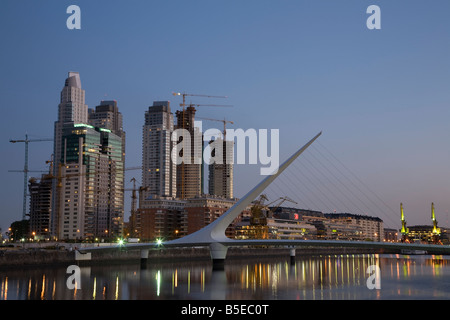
[0,246,390,270]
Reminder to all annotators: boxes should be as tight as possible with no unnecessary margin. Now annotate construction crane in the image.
[196,117,234,139]
[171,92,229,131]
[124,178,149,238]
[172,92,228,110]
[126,178,139,238]
[9,134,53,220]
[186,103,233,108]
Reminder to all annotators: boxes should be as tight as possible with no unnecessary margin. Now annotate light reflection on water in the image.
[1,254,450,300]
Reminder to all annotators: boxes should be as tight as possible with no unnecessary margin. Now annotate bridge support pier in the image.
[140,249,149,269]
[290,248,296,265]
[209,243,228,270]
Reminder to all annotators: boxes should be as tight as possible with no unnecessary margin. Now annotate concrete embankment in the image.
[0,245,385,269]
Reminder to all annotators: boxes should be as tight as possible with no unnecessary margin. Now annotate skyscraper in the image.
[57,124,124,240]
[51,72,88,237]
[175,106,203,199]
[88,99,126,183]
[51,73,124,240]
[88,100,124,137]
[142,101,176,199]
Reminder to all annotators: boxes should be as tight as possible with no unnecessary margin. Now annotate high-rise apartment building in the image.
[51,72,88,237]
[88,100,123,135]
[52,72,124,240]
[57,124,124,240]
[142,101,176,199]
[175,106,203,199]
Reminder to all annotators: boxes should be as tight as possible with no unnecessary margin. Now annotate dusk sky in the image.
[1,0,450,234]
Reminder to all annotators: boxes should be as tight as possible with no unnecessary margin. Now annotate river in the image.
[1,254,450,300]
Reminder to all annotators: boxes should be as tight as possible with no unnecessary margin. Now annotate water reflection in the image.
[1,254,450,300]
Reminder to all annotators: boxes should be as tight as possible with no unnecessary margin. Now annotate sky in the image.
[1,0,450,234]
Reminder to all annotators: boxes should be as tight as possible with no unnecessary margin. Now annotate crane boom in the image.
[196,117,234,139]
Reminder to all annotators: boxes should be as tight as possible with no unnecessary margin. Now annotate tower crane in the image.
[172,92,228,111]
[9,134,53,220]
[196,117,234,139]
[171,92,229,130]
[124,178,149,238]
[126,178,139,238]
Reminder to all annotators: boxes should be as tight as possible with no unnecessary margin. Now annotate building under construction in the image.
[175,105,203,199]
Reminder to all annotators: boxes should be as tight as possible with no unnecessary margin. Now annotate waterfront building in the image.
[185,195,246,237]
[139,196,187,241]
[323,213,383,242]
[142,101,176,199]
[51,72,88,237]
[138,194,249,241]
[384,228,398,242]
[271,207,323,220]
[234,217,317,240]
[56,123,124,240]
[407,225,450,244]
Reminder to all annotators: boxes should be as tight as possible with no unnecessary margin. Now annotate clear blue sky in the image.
[1,0,450,233]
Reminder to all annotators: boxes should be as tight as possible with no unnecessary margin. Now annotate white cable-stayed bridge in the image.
[79,131,450,268]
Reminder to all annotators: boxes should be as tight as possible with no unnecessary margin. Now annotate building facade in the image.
[88,99,126,164]
[56,124,124,240]
[175,106,203,199]
[208,138,234,199]
[324,213,383,242]
[52,72,88,237]
[28,173,53,240]
[138,195,248,241]
[142,101,176,199]
[139,196,187,240]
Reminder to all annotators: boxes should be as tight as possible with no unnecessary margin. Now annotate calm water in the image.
[1,254,450,300]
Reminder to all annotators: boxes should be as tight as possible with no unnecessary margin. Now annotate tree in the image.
[9,220,30,241]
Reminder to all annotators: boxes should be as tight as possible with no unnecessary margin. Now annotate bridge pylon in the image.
[167,131,323,268]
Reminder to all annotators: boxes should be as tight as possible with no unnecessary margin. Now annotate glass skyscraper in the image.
[52,73,124,240]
